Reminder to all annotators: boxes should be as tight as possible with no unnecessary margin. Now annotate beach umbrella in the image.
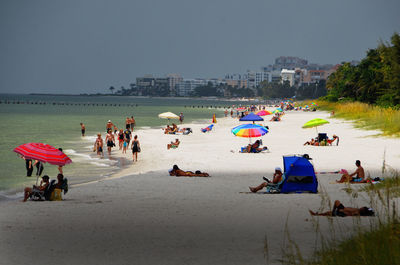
[302,118,329,133]
[158,112,179,124]
[236,107,246,111]
[276,107,283,112]
[256,110,272,116]
[14,143,72,166]
[239,112,264,124]
[232,124,268,143]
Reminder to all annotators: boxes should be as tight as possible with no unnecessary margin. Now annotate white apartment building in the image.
[280,69,296,86]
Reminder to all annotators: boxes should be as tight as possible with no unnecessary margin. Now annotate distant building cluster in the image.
[130,56,342,97]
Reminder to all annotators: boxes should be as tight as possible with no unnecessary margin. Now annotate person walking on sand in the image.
[105,130,115,156]
[337,160,365,183]
[179,112,184,124]
[80,123,85,137]
[94,133,104,157]
[131,135,140,162]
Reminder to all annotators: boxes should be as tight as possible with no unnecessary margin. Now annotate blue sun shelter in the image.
[281,155,318,193]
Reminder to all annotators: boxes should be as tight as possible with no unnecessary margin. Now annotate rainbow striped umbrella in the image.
[14,143,72,166]
[232,124,268,138]
[256,110,272,116]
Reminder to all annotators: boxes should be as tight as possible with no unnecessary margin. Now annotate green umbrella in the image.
[302,118,329,133]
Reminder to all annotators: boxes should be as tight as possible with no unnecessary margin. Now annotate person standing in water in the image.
[131,135,140,162]
[130,116,136,131]
[25,158,33,177]
[179,112,184,124]
[80,123,86,137]
[94,134,104,157]
[105,130,115,156]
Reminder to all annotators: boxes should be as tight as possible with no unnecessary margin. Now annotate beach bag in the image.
[138,147,141,152]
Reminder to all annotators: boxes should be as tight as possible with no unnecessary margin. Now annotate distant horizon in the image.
[1,0,399,94]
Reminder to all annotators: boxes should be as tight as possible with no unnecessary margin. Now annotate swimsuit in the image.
[107,140,114,147]
[132,141,139,153]
[332,203,346,217]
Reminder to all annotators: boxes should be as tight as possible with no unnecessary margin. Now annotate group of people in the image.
[248,162,375,217]
[23,173,67,202]
[304,134,339,146]
[93,119,141,162]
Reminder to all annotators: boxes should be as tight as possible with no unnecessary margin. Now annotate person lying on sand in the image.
[337,160,366,183]
[309,200,374,217]
[249,167,283,192]
[304,138,316,146]
[167,139,180,150]
[169,165,209,177]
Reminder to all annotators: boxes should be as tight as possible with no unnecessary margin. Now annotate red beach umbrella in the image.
[13,143,72,166]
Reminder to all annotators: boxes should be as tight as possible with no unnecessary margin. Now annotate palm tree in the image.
[109,86,115,94]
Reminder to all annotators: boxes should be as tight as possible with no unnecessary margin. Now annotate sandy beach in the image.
[1,110,400,265]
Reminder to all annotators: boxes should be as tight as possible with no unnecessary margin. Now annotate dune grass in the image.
[308,100,400,137]
[307,222,400,265]
[278,171,400,265]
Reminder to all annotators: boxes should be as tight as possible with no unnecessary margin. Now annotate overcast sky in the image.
[0,0,399,94]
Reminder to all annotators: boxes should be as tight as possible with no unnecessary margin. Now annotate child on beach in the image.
[122,140,127,154]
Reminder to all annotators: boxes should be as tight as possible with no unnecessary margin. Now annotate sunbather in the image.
[246,140,263,153]
[164,125,171,134]
[270,115,281,122]
[167,139,180,149]
[337,160,366,183]
[327,134,339,146]
[304,138,316,146]
[309,200,374,217]
[23,175,50,202]
[249,167,283,192]
[169,165,209,177]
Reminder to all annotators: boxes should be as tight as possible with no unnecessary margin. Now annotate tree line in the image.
[325,32,400,108]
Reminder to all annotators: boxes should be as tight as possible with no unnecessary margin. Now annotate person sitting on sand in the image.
[246,140,263,153]
[327,134,339,146]
[164,125,171,134]
[249,167,283,192]
[23,175,50,202]
[167,139,180,150]
[309,200,374,217]
[337,160,365,183]
[169,165,209,177]
[270,115,281,122]
[170,123,178,134]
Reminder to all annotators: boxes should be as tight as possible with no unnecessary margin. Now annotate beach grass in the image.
[280,173,400,265]
[306,222,400,265]
[300,100,400,137]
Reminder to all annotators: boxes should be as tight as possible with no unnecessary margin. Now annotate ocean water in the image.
[0,94,248,198]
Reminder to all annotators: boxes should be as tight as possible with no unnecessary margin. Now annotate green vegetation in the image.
[257,80,327,100]
[313,100,400,136]
[307,222,400,265]
[325,32,400,108]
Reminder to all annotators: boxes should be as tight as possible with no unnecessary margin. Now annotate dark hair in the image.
[359,207,374,216]
[173,165,179,170]
[58,148,63,152]
[42,175,49,180]
[134,135,138,139]
[57,174,64,180]
[356,160,361,166]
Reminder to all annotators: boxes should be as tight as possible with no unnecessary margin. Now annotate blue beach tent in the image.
[281,155,318,193]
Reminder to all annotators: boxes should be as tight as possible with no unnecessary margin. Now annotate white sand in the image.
[1,110,400,265]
